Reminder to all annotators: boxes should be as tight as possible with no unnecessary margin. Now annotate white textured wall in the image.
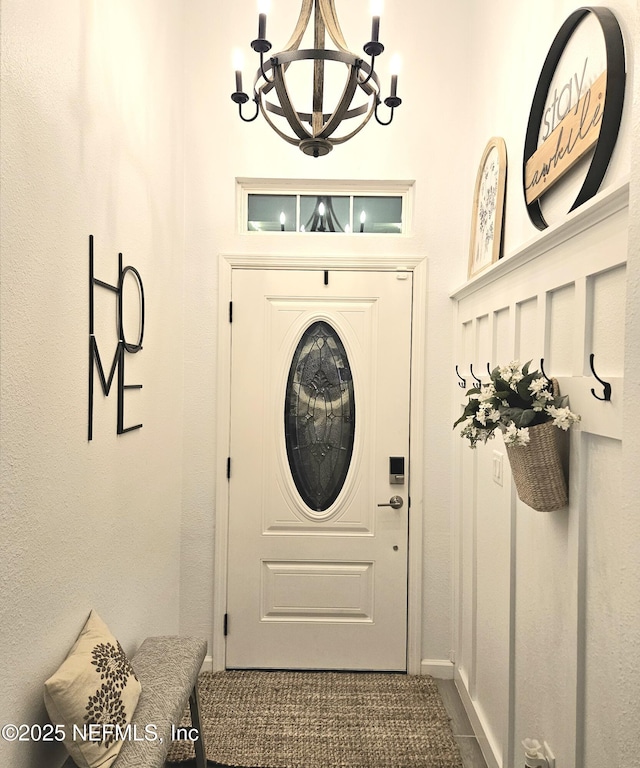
[0,3,185,767]
[179,0,474,662]
[451,2,639,767]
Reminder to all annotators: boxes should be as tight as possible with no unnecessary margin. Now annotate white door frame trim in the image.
[213,253,427,675]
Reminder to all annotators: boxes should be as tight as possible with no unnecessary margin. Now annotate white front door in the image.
[226,268,412,670]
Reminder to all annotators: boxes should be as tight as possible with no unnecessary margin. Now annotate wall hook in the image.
[469,363,482,387]
[455,365,466,389]
[589,353,612,401]
[539,358,551,383]
[486,362,493,377]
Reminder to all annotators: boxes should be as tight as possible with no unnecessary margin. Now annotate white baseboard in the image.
[454,670,500,768]
[420,659,455,679]
[203,656,454,678]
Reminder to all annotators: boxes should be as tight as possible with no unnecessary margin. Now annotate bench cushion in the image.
[115,636,207,768]
[63,636,207,768]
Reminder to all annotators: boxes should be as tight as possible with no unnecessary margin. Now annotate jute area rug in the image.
[166,670,463,768]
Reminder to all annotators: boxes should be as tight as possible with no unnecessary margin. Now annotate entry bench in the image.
[63,636,207,768]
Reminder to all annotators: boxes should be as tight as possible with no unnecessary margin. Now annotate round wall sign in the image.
[523,7,625,230]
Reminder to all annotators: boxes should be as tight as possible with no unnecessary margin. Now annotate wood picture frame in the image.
[468,137,507,279]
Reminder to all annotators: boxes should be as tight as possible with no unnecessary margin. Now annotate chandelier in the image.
[231,0,401,157]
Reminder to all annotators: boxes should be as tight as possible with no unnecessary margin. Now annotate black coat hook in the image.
[589,353,612,401]
[469,364,482,387]
[540,358,551,383]
[455,365,466,389]
[487,363,492,377]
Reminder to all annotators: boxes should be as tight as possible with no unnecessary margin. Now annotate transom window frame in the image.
[237,178,414,236]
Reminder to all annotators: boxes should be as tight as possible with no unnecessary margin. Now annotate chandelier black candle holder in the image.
[231,0,402,157]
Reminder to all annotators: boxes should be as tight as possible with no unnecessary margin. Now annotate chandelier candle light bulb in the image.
[257,0,269,40]
[359,210,366,232]
[280,211,286,231]
[233,49,244,93]
[370,0,382,43]
[389,54,401,98]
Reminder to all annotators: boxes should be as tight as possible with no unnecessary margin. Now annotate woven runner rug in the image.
[165,670,463,768]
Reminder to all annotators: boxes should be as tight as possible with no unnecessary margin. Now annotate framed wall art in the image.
[468,137,507,279]
[522,7,625,230]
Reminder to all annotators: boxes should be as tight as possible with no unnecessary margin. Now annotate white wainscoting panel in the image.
[451,181,629,768]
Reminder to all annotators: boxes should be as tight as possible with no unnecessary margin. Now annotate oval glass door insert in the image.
[285,321,355,512]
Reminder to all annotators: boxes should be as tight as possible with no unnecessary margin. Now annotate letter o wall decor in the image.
[523,6,626,230]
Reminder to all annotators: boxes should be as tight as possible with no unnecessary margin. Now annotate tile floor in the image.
[435,679,488,768]
[165,677,488,768]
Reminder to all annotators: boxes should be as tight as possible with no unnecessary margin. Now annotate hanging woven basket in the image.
[506,420,568,512]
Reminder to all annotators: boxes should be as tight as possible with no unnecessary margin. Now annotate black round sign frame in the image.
[523,6,626,230]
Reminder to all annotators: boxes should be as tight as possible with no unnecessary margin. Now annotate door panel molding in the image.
[261,560,375,622]
[213,254,427,674]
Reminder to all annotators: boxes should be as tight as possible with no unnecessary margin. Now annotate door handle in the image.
[377,495,403,510]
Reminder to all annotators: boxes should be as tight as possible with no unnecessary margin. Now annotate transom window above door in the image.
[238,179,413,235]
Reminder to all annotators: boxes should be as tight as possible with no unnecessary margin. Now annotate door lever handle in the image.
[377,495,403,510]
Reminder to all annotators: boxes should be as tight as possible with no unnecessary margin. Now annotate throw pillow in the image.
[44,610,141,768]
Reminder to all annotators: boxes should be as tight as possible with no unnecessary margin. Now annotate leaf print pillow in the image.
[44,610,141,768]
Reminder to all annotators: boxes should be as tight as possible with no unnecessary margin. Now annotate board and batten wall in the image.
[450,2,639,768]
[451,184,629,768]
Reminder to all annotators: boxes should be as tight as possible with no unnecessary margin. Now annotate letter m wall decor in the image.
[88,235,145,440]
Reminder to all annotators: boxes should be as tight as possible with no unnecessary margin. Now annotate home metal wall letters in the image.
[88,235,144,440]
[523,7,625,230]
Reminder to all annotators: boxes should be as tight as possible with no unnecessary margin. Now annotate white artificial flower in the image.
[532,391,554,411]
[509,371,523,386]
[528,377,549,396]
[503,421,530,446]
[461,420,494,447]
[546,405,580,430]
[460,423,479,448]
[498,361,524,388]
[479,383,496,402]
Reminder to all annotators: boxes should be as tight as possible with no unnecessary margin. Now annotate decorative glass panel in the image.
[354,195,402,233]
[300,195,350,232]
[285,322,355,512]
[248,194,296,231]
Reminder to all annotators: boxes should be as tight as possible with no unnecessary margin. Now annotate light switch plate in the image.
[492,450,503,486]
